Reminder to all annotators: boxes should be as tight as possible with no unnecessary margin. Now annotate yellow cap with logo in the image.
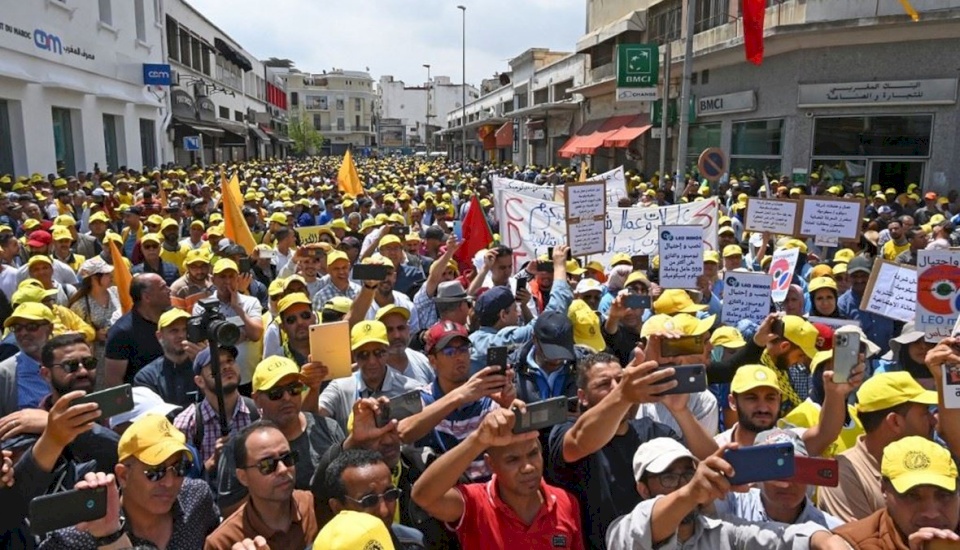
[731,365,781,394]
[856,372,937,414]
[882,436,957,493]
[351,320,389,350]
[118,414,193,466]
[252,356,304,392]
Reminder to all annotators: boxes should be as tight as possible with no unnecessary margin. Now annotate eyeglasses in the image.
[283,310,314,325]
[266,383,306,401]
[143,459,191,482]
[11,322,47,333]
[651,470,696,489]
[142,243,160,250]
[355,348,387,362]
[51,357,97,373]
[244,450,299,475]
[344,487,402,509]
[437,345,471,358]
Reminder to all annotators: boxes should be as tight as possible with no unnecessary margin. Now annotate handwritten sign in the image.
[551,165,630,206]
[916,251,960,342]
[859,260,916,322]
[768,247,800,303]
[491,176,554,225]
[498,189,718,269]
[658,225,704,289]
[744,198,800,235]
[721,271,772,326]
[798,197,864,241]
[564,179,607,257]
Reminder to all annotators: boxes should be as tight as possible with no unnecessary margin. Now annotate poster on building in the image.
[916,251,960,342]
[564,179,607,257]
[658,226,704,289]
[768,247,800,303]
[744,198,800,235]
[721,271,772,327]
[798,197,864,241]
[859,260,917,322]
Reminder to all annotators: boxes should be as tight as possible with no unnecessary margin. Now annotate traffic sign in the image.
[183,136,201,151]
[697,148,727,182]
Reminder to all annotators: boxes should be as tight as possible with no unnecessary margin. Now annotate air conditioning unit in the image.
[169,69,181,86]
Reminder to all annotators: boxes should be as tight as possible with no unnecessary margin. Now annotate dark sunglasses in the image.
[11,322,48,333]
[143,459,191,482]
[355,348,386,361]
[283,310,314,325]
[51,357,97,373]
[244,450,299,475]
[345,487,402,508]
[266,383,306,401]
[142,243,160,250]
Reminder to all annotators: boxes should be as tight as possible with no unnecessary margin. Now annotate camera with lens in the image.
[186,298,241,346]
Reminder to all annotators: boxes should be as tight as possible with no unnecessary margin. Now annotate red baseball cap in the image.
[26,230,52,248]
[812,322,834,352]
[424,320,469,354]
[926,192,938,201]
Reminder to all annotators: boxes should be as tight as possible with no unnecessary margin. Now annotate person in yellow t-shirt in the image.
[881,219,910,261]
[50,226,85,273]
[159,218,191,274]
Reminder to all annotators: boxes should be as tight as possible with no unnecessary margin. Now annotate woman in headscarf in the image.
[783,284,805,316]
[808,276,841,318]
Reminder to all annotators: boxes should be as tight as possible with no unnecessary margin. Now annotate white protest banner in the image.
[798,197,864,240]
[744,198,800,235]
[858,259,916,322]
[491,176,554,226]
[721,271,772,326]
[554,166,629,206]
[565,178,607,257]
[916,251,960,342]
[658,225,704,288]
[768,247,800,303]
[498,190,718,269]
[807,316,862,331]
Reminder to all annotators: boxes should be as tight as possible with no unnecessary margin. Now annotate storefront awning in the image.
[495,121,513,148]
[556,114,636,157]
[173,117,224,138]
[602,114,652,148]
[219,121,248,146]
[249,125,270,141]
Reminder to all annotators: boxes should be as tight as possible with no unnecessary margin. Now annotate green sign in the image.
[652,98,697,126]
[617,44,659,88]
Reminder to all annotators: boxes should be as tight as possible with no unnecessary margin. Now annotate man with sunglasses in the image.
[38,414,220,549]
[0,302,56,419]
[132,233,179,287]
[205,421,319,550]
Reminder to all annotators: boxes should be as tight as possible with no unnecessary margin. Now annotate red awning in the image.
[557,115,639,157]
[557,119,604,158]
[603,115,652,148]
[495,121,513,148]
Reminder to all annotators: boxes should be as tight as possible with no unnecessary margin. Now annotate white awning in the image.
[576,10,646,53]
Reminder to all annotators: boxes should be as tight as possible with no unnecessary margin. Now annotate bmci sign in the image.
[143,64,172,86]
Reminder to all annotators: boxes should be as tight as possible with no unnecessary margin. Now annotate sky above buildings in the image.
[188,0,585,86]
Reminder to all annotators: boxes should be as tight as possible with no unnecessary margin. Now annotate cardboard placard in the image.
[858,259,917,323]
[658,225,705,289]
[308,321,353,380]
[744,198,800,235]
[916,251,960,342]
[768,247,800,303]
[798,196,865,241]
[720,271,772,327]
[564,178,607,257]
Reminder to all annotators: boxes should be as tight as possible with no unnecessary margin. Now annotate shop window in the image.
[813,115,931,157]
[140,118,156,169]
[687,122,722,171]
[51,107,76,175]
[0,101,14,175]
[730,119,783,178]
[219,106,229,119]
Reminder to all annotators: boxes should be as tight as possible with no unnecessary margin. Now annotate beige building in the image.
[286,69,376,154]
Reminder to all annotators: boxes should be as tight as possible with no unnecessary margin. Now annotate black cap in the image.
[533,311,576,361]
[424,225,445,241]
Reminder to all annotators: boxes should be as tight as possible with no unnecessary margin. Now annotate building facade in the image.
[286,69,376,155]
[0,0,167,176]
[378,75,478,152]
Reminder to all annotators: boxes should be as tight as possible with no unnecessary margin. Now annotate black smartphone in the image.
[391,225,408,237]
[724,442,796,485]
[567,396,580,414]
[30,486,108,535]
[353,263,391,281]
[376,389,424,427]
[660,335,705,358]
[655,365,708,396]
[631,255,649,271]
[486,346,509,374]
[237,257,253,273]
[624,294,651,310]
[515,277,528,293]
[74,384,134,420]
[512,397,568,434]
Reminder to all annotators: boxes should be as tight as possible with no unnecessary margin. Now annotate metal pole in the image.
[199,133,205,168]
[458,5,467,165]
[423,63,431,153]
[659,40,672,180]
[675,0,696,202]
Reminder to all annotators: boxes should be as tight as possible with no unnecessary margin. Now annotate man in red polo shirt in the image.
[411,407,584,550]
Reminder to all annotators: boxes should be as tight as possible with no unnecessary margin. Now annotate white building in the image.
[286,69,377,155]
[378,75,478,151]
[0,0,168,175]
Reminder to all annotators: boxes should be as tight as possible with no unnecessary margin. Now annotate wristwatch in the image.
[93,517,126,546]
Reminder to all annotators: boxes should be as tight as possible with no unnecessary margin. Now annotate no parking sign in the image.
[697,148,727,183]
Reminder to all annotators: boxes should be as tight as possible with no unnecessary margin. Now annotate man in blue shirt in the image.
[838,255,896,363]
[0,302,56,416]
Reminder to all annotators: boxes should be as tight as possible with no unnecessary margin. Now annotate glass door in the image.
[868,160,925,194]
[51,107,76,175]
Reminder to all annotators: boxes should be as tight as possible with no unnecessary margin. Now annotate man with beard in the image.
[104,273,171,387]
[170,248,214,303]
[839,255,896,359]
[287,243,327,298]
[0,302,57,417]
[132,233,179,287]
[605,438,835,550]
[377,305,434,384]
[756,314,820,415]
[350,255,420,331]
[159,218,191,274]
[204,421,319,550]
[133,309,204,407]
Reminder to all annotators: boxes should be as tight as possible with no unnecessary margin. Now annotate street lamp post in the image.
[423,63,431,153]
[457,5,466,165]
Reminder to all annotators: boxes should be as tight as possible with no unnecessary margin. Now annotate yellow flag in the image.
[108,240,133,314]
[221,170,257,254]
[579,162,589,182]
[898,0,919,20]
[158,185,168,208]
[337,149,363,196]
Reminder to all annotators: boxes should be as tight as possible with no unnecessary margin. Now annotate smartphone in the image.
[376,389,424,427]
[29,486,108,535]
[512,397,568,434]
[790,456,839,487]
[655,365,707,396]
[832,331,860,383]
[660,335,705,358]
[515,277,528,293]
[567,396,580,414]
[624,294,651,310]
[486,346,509,374]
[631,255,649,271]
[237,257,253,273]
[391,225,408,237]
[723,442,796,485]
[74,384,134,420]
[545,246,572,261]
[352,263,391,281]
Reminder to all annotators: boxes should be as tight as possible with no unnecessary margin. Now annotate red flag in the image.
[743,0,766,65]
[454,195,493,267]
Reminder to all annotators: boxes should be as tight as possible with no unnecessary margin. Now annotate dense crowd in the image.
[0,157,959,550]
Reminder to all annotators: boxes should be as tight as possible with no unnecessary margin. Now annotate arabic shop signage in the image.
[0,17,101,70]
[798,79,958,108]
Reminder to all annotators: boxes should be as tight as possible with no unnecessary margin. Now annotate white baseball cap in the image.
[632,437,698,481]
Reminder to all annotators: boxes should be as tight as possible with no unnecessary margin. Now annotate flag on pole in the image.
[454,195,494,267]
[221,170,257,254]
[337,149,363,196]
[762,171,772,197]
[579,162,589,182]
[743,0,766,65]
[109,239,134,314]
[898,0,920,21]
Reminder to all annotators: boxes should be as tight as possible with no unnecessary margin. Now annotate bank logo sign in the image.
[143,63,172,86]
[616,44,659,102]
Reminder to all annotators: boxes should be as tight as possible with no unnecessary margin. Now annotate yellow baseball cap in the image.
[277,292,312,315]
[27,255,53,268]
[351,320,389,351]
[856,372,938,414]
[51,226,73,242]
[640,313,715,338]
[882,436,957,493]
[208,213,224,224]
[327,250,349,265]
[141,233,162,246]
[268,278,286,298]
[722,244,742,258]
[252,356,305,392]
[609,252,632,268]
[268,212,288,225]
[313,510,395,550]
[710,326,746,348]
[703,250,721,263]
[161,218,179,233]
[566,260,586,276]
[117,414,193,466]
[653,289,707,315]
[89,212,111,224]
[378,234,402,248]
[375,304,410,321]
[157,308,190,330]
[779,315,819,359]
[11,286,57,306]
[833,248,856,264]
[146,214,164,226]
[809,276,838,294]
[184,249,211,267]
[54,214,77,227]
[323,296,353,315]
[731,365,781,394]
[212,258,239,275]
[568,299,605,352]
[624,271,650,288]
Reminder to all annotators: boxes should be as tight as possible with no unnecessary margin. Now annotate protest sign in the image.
[491,176,553,225]
[744,198,799,235]
[768,247,800,303]
[296,226,332,245]
[564,178,607,257]
[721,271,772,326]
[798,197,864,241]
[916,251,960,342]
[497,189,718,269]
[553,166,629,205]
[858,259,916,322]
[658,225,704,288]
